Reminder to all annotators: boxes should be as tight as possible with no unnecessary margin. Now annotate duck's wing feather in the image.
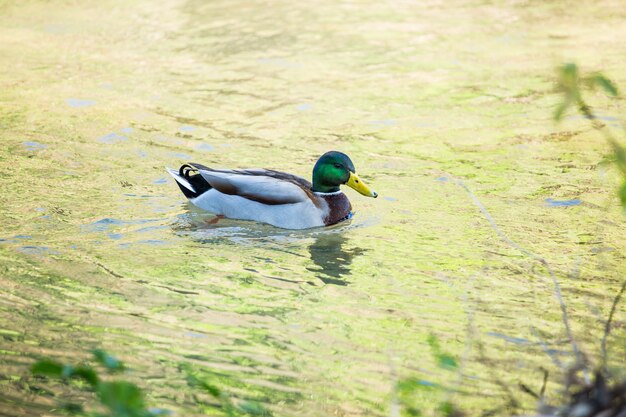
[196,166,317,206]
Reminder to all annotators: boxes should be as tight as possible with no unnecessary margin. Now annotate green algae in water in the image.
[1,0,626,416]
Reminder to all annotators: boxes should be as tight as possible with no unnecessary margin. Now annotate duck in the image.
[166,151,377,229]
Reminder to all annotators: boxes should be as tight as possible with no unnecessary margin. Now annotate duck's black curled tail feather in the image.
[172,163,212,199]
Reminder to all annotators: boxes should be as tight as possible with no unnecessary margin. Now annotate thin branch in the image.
[577,100,626,176]
[539,368,549,398]
[601,278,626,367]
[530,326,565,370]
[455,179,584,368]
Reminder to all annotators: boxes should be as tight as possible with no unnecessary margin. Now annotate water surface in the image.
[1,1,626,416]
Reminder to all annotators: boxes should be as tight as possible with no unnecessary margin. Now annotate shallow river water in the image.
[1,1,626,416]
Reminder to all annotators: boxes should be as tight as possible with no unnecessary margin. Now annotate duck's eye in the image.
[333,163,342,169]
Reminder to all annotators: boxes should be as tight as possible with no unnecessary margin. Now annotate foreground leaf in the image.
[71,366,99,387]
[589,74,619,96]
[32,360,64,378]
[92,349,125,372]
[97,381,146,417]
[554,97,572,121]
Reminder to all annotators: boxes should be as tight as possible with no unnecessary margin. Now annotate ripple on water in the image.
[65,98,96,108]
[545,198,582,207]
[97,132,128,144]
[134,225,169,234]
[367,119,397,127]
[195,143,213,152]
[170,152,193,159]
[566,114,617,122]
[83,217,162,232]
[17,246,59,256]
[486,331,530,345]
[116,239,168,249]
[22,141,48,151]
[86,217,126,232]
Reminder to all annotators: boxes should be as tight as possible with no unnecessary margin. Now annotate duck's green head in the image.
[311,151,378,197]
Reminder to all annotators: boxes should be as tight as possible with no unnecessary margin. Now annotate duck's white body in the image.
[189,188,327,229]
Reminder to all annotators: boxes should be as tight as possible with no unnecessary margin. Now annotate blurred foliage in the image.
[554,63,626,208]
[32,350,168,417]
[183,363,272,417]
[31,350,272,417]
[396,335,463,417]
[427,334,459,371]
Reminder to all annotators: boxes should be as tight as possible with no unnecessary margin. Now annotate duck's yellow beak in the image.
[346,172,378,198]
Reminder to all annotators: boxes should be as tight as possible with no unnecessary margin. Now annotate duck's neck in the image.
[312,183,340,193]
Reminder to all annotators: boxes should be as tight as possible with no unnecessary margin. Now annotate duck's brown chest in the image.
[320,193,352,226]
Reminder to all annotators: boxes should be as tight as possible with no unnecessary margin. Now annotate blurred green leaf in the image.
[561,62,579,78]
[427,334,440,351]
[97,381,146,417]
[554,97,572,121]
[71,366,99,387]
[619,181,626,208]
[32,360,64,378]
[437,354,458,370]
[397,378,437,395]
[32,352,169,417]
[427,334,458,371]
[611,143,626,176]
[405,406,422,417]
[588,74,619,96]
[33,360,98,387]
[439,401,457,417]
[92,349,124,372]
[558,63,579,90]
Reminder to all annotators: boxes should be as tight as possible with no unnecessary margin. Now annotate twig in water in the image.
[540,367,549,398]
[530,327,565,370]
[601,278,626,368]
[455,178,585,371]
[519,382,539,399]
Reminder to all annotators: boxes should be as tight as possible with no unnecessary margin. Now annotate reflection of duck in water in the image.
[307,233,366,285]
[166,151,377,229]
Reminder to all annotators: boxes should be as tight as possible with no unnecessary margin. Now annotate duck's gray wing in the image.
[197,167,316,206]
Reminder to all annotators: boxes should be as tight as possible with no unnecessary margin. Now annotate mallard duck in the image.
[166,151,377,229]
